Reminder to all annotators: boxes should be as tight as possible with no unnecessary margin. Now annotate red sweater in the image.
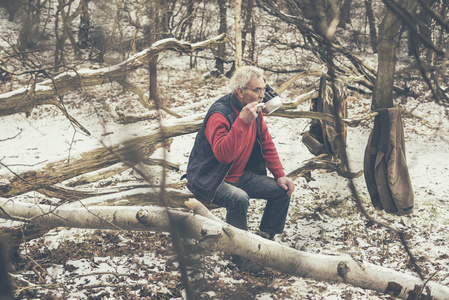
[205,108,285,183]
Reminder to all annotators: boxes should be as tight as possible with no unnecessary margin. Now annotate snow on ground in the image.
[1,50,449,299]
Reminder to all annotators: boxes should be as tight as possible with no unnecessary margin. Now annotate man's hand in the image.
[276,176,295,196]
[239,102,260,124]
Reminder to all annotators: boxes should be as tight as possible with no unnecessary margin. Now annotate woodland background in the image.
[0,0,449,299]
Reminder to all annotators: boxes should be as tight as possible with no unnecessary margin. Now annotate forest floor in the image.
[1,51,449,299]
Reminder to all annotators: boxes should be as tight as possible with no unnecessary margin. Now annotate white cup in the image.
[264,95,282,114]
[263,84,282,114]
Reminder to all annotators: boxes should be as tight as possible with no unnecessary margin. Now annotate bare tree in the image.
[372,0,418,110]
[339,0,353,28]
[235,0,243,68]
[77,0,91,49]
[215,0,228,74]
[364,0,378,53]
[148,0,160,103]
[241,0,256,61]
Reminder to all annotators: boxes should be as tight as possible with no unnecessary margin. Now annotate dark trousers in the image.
[212,171,291,235]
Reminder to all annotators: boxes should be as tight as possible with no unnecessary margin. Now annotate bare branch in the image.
[0,34,228,118]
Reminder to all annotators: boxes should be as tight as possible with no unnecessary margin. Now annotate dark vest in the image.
[185,93,266,202]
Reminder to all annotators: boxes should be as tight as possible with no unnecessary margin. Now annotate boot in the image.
[258,231,275,240]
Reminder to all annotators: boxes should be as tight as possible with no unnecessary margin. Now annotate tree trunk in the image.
[159,0,175,39]
[241,0,254,58]
[179,0,195,40]
[372,12,397,110]
[58,0,80,58]
[78,0,90,48]
[148,1,160,103]
[415,0,433,64]
[372,0,417,110]
[215,0,227,74]
[364,0,377,53]
[235,0,243,68]
[17,0,36,52]
[338,0,353,28]
[0,199,448,300]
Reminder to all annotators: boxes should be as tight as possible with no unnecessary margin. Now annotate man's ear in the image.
[237,87,244,99]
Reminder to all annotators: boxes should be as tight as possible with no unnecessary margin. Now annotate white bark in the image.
[234,0,242,69]
[0,199,447,299]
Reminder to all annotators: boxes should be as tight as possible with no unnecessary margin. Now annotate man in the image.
[185,66,295,274]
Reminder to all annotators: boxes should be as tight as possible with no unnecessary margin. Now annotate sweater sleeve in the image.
[259,113,285,178]
[205,113,251,165]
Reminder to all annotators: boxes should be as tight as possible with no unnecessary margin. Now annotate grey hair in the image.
[229,66,265,95]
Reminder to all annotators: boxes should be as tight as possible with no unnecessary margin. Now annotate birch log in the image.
[0,199,447,300]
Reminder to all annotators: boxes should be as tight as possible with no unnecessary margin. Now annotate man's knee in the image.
[269,186,292,202]
[229,194,250,210]
[215,185,250,210]
[280,194,291,208]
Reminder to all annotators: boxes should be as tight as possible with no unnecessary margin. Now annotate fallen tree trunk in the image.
[0,120,201,198]
[0,148,359,205]
[0,199,447,299]
[38,185,218,209]
[0,113,364,200]
[0,34,228,118]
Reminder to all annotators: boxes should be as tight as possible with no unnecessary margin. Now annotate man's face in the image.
[237,77,266,106]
